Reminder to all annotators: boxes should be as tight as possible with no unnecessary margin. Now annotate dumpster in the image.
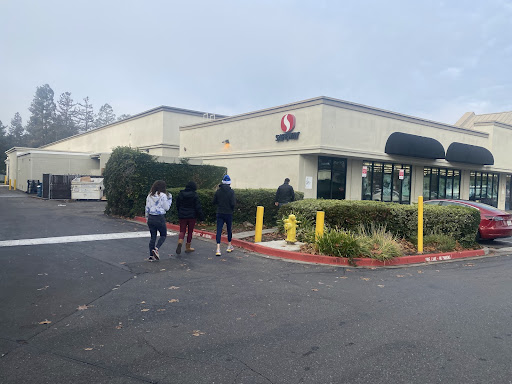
[71,177,104,200]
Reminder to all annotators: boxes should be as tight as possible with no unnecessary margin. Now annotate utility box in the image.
[71,177,104,200]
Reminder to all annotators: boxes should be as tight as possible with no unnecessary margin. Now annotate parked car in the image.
[424,199,512,240]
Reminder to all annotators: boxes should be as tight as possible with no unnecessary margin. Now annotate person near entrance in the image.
[213,175,236,256]
[275,178,295,207]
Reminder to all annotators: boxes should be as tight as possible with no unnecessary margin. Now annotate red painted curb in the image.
[133,217,485,267]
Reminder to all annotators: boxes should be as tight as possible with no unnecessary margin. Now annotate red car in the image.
[424,199,512,240]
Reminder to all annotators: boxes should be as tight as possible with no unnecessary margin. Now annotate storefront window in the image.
[317,156,347,199]
[469,171,499,207]
[423,167,461,200]
[362,161,411,204]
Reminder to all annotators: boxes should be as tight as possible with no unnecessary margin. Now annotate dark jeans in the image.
[216,213,233,244]
[179,218,196,243]
[147,214,167,255]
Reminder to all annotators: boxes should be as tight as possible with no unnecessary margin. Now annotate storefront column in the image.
[346,158,362,201]
[460,170,471,200]
[498,173,507,210]
[410,166,424,204]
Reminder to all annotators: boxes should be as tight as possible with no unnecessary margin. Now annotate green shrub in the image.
[356,225,403,261]
[103,146,226,217]
[423,233,457,253]
[104,147,304,224]
[316,228,361,265]
[280,199,480,247]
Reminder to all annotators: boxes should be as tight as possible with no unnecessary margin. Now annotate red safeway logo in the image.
[281,114,296,133]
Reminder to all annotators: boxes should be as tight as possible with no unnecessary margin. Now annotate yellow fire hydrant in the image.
[284,214,300,244]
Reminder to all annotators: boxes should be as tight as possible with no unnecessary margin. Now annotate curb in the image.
[133,217,486,267]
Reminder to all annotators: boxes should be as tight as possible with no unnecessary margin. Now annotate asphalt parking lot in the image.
[1,185,512,384]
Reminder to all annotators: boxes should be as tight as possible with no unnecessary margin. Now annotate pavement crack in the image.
[228,354,274,383]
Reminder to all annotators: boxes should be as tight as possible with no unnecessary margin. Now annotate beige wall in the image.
[15,153,98,192]
[43,112,166,153]
[179,97,512,208]
[201,154,301,190]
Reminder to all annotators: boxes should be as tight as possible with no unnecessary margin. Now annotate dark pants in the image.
[147,214,167,255]
[179,218,196,243]
[216,213,233,244]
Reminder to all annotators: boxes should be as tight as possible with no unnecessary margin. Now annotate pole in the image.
[418,196,423,254]
[254,206,264,243]
[315,211,325,240]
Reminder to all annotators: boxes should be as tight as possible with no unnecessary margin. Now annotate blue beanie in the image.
[222,175,231,184]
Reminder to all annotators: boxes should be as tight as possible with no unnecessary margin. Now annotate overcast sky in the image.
[1,0,511,127]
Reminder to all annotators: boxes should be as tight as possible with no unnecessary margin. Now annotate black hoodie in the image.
[213,184,236,215]
[176,187,204,220]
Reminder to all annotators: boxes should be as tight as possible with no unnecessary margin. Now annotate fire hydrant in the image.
[283,214,300,244]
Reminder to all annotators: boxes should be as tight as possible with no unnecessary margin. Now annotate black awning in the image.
[385,132,445,159]
[446,142,494,165]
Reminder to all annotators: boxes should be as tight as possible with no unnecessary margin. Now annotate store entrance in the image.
[317,156,346,199]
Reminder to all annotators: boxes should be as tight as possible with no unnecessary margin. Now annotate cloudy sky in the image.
[1,0,511,127]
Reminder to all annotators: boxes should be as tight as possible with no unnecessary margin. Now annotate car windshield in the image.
[465,201,505,214]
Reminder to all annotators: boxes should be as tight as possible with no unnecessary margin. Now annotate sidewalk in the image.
[133,217,488,268]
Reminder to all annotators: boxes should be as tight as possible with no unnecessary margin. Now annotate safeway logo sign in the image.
[281,114,296,132]
[276,114,300,142]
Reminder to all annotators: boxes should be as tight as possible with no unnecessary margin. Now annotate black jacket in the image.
[275,183,295,204]
[213,184,236,214]
[176,188,204,220]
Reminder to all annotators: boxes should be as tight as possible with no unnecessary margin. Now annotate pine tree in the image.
[76,97,94,133]
[117,114,131,121]
[26,84,57,147]
[56,92,79,140]
[94,103,116,128]
[0,120,8,173]
[9,112,25,146]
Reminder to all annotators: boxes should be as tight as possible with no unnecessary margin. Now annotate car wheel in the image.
[476,231,482,241]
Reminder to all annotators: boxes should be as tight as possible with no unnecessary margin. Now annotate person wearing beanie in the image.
[213,175,236,256]
[175,181,204,255]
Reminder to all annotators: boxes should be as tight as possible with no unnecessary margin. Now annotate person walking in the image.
[175,181,204,254]
[145,180,172,261]
[213,175,236,256]
[275,178,295,207]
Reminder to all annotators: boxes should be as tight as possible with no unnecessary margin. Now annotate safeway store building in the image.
[5,96,512,210]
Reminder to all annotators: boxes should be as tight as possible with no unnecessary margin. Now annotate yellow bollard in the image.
[9,179,11,190]
[254,206,264,243]
[315,211,325,240]
[418,196,423,254]
[13,179,16,190]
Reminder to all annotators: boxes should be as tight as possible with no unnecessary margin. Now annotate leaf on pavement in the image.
[119,262,126,265]
[191,330,205,336]
[396,275,404,278]
[37,286,50,291]
[157,309,166,312]
[115,323,123,329]
[140,301,146,304]
[360,278,370,281]
[77,305,89,310]
[168,299,180,303]
[311,288,319,291]
[141,308,150,312]
[378,285,385,288]
[84,347,93,351]
[168,286,180,290]
[39,319,52,325]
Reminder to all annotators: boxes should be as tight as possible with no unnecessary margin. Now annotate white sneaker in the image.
[226,245,234,253]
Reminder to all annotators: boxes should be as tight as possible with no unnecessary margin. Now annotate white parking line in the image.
[0,231,176,247]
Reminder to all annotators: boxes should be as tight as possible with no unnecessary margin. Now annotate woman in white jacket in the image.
[145,180,172,260]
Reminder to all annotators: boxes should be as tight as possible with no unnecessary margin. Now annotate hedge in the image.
[161,188,303,226]
[103,146,304,224]
[103,146,226,217]
[279,199,481,246]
